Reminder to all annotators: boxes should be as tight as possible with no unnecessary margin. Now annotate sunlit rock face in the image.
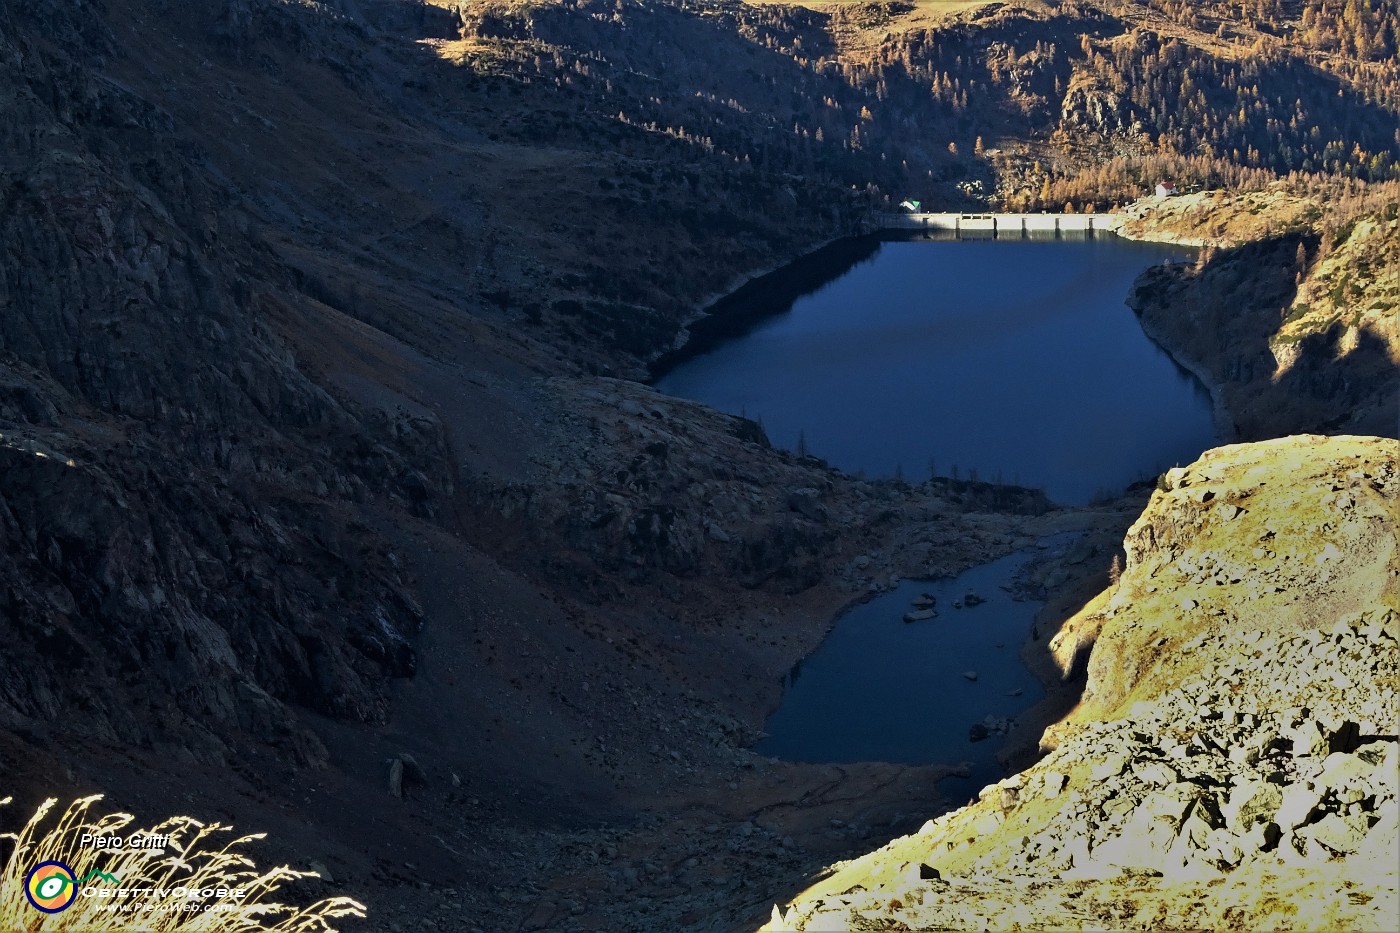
[1065,434,1398,724]
[762,435,1400,933]
[1118,193,1400,440]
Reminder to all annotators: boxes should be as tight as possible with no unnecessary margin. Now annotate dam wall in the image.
[883,212,1117,236]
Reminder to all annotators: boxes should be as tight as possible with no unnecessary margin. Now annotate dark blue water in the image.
[656,236,1218,505]
[753,546,1061,787]
[657,235,1217,777]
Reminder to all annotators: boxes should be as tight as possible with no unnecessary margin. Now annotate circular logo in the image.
[25,861,78,913]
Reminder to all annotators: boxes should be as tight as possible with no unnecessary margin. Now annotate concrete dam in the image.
[882,212,1117,236]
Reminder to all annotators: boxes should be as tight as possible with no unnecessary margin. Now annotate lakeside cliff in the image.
[1117,188,1399,439]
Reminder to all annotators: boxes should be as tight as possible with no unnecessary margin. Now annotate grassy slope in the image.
[1280,215,1400,356]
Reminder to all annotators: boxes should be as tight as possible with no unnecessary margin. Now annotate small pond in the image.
[754,542,1072,788]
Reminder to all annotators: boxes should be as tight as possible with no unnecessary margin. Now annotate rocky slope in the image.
[465,376,1049,595]
[1,0,1397,930]
[1111,189,1324,247]
[0,3,1092,929]
[761,435,1399,932]
[1119,189,1399,439]
[1049,434,1397,727]
[1273,212,1400,416]
[0,0,451,762]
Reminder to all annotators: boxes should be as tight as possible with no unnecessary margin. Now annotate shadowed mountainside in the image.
[1,0,1397,929]
[0,0,450,758]
[0,2,1085,928]
[1121,190,1399,439]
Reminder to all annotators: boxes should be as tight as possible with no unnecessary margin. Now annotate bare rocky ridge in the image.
[761,435,1400,932]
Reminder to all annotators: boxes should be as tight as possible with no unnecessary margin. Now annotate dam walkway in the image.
[881,212,1117,237]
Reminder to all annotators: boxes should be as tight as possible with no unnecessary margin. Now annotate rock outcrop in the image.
[761,435,1399,932]
[1118,191,1399,439]
[1111,189,1323,248]
[464,377,1051,595]
[1053,435,1397,726]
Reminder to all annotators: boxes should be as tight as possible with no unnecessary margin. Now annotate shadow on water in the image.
[647,235,882,381]
[652,227,1127,381]
[654,233,1217,504]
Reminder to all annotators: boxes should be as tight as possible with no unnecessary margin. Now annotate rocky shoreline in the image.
[647,235,880,381]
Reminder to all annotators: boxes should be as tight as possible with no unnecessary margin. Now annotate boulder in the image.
[1316,752,1375,799]
[1089,754,1127,781]
[1093,806,1179,871]
[387,757,404,798]
[1221,779,1283,833]
[999,786,1020,812]
[1274,783,1322,831]
[981,714,1013,735]
[786,489,828,523]
[1353,803,1399,861]
[1238,819,1281,853]
[1300,812,1370,855]
[1325,719,1362,754]
[1139,782,1204,827]
[1290,719,1330,757]
[1133,759,1179,788]
[397,752,428,784]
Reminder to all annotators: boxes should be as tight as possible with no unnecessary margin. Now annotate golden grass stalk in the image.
[0,795,366,932]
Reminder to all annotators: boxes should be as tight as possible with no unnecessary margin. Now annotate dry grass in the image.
[743,0,1001,39]
[740,0,1051,55]
[0,796,366,932]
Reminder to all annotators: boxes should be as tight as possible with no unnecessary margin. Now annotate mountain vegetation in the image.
[441,0,1400,215]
